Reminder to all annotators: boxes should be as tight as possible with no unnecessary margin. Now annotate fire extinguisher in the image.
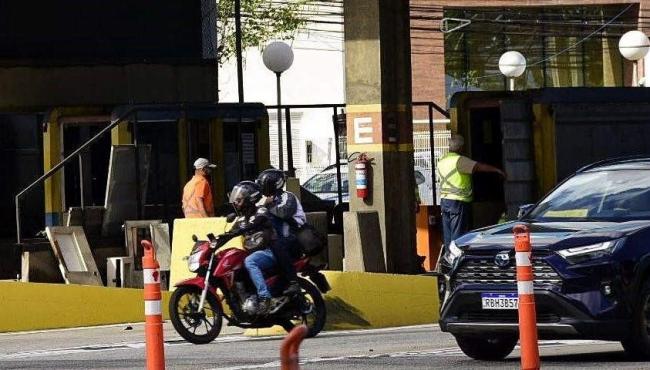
[355,153,371,199]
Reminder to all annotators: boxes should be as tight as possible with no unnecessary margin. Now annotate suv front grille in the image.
[452,258,562,287]
[458,311,561,323]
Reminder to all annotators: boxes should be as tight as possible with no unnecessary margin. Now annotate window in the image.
[528,169,650,222]
[306,140,313,163]
[443,5,632,102]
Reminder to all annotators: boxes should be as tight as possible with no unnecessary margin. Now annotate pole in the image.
[633,60,639,87]
[276,72,284,171]
[508,77,515,91]
[285,107,294,177]
[235,0,244,103]
[332,108,343,205]
[514,224,540,370]
[78,154,85,209]
[15,197,21,245]
[142,239,165,370]
[427,104,436,204]
[133,113,142,220]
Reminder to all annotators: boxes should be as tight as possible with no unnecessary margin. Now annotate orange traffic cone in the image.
[513,225,540,370]
[142,240,165,370]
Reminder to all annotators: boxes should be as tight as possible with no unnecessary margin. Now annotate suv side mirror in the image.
[517,204,535,220]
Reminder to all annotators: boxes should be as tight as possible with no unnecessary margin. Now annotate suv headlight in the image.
[443,240,463,266]
[187,251,202,272]
[557,239,624,264]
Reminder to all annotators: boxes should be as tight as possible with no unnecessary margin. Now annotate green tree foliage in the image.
[217,0,311,64]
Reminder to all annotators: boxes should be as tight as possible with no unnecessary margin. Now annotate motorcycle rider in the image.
[256,169,306,296]
[222,180,277,315]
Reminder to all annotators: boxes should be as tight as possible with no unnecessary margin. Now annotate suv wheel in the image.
[622,280,650,359]
[454,334,517,360]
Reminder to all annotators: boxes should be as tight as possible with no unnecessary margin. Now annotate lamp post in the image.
[499,51,527,91]
[263,41,294,171]
[618,30,650,86]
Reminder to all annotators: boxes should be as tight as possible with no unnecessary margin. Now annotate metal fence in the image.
[414,130,451,205]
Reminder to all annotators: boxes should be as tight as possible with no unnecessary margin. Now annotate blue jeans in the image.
[441,198,470,249]
[244,248,276,299]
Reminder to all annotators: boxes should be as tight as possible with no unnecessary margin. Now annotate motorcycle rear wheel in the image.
[169,286,223,344]
[280,278,326,338]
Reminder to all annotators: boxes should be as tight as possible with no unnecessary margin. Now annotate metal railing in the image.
[14,107,139,244]
[412,101,450,205]
[266,103,346,204]
[268,101,448,206]
[14,104,216,245]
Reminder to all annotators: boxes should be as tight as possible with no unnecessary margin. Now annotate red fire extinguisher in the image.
[355,153,370,199]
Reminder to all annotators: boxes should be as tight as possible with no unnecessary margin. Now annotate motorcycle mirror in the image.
[191,234,198,242]
[225,213,237,223]
[207,233,216,242]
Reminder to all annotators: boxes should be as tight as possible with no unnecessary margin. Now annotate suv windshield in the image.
[527,169,650,222]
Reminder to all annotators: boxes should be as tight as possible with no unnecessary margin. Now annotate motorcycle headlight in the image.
[557,239,624,264]
[187,251,202,272]
[443,240,463,266]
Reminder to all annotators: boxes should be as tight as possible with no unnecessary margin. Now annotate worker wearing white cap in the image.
[182,158,217,218]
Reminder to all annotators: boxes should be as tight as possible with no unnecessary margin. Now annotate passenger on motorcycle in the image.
[256,169,306,296]
[225,180,277,315]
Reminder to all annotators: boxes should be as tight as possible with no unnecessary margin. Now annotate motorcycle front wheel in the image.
[169,286,223,344]
[280,278,326,338]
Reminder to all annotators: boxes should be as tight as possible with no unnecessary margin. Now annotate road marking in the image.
[0,325,437,360]
[207,348,466,370]
[206,340,612,370]
[0,335,254,360]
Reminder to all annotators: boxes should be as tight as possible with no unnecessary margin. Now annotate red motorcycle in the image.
[169,230,330,344]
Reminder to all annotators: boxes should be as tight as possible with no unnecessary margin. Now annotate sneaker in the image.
[257,297,271,315]
[283,281,301,296]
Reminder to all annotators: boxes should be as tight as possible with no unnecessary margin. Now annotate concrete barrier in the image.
[0,217,439,334]
[246,271,439,336]
[322,271,439,330]
[0,282,171,333]
[0,272,438,334]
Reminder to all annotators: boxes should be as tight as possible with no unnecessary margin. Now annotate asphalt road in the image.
[0,323,647,369]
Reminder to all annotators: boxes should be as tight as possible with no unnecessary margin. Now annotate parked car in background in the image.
[439,156,650,360]
[302,161,434,204]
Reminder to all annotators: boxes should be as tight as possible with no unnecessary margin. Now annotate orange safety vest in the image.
[182,175,214,218]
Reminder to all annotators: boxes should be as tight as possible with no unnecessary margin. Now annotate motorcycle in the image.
[169,223,330,344]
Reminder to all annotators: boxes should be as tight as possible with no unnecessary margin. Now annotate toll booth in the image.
[4,104,270,282]
[450,87,650,229]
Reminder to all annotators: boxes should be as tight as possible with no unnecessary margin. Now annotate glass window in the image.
[443,4,634,100]
[527,169,650,222]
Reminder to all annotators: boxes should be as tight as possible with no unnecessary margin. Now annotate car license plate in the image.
[481,293,518,310]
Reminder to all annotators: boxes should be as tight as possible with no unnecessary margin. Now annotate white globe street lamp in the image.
[263,42,294,171]
[618,30,650,86]
[498,51,527,91]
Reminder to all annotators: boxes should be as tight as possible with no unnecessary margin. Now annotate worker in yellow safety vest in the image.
[437,134,506,249]
[182,158,217,218]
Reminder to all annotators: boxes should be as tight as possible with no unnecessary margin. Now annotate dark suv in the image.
[439,156,650,360]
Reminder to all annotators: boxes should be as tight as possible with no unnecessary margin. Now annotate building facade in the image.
[411,1,650,120]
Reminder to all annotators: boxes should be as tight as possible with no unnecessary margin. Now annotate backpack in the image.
[294,223,327,256]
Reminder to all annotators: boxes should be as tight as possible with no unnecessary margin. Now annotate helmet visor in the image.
[229,185,247,206]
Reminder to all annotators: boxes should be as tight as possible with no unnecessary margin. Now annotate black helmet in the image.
[229,181,261,211]
[256,168,286,196]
